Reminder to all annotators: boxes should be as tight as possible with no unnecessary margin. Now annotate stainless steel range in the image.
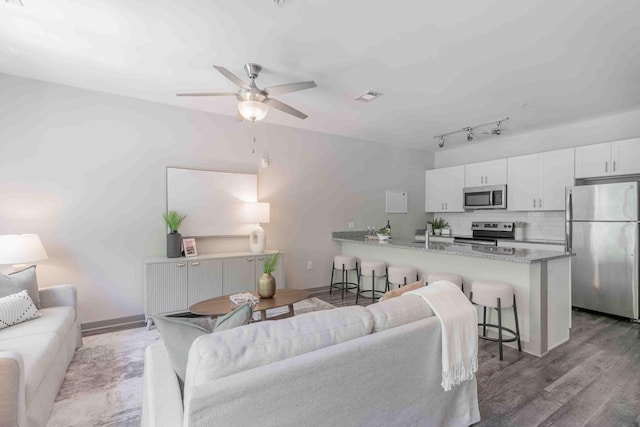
[454,222,514,246]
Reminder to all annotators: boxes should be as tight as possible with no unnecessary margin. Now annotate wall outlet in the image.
[348,220,355,229]
[307,261,313,270]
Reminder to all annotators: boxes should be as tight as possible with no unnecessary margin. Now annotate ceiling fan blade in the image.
[265,98,308,120]
[213,66,250,90]
[264,81,317,97]
[176,92,237,97]
[235,112,244,122]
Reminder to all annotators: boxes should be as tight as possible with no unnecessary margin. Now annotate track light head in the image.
[466,128,474,142]
[438,136,445,148]
[491,121,503,135]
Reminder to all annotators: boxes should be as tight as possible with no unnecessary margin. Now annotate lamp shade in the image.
[243,202,270,224]
[0,234,48,265]
[238,100,268,122]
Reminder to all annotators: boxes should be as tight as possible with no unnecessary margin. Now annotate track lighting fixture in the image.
[432,117,509,149]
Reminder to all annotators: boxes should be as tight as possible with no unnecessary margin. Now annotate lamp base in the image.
[249,223,266,253]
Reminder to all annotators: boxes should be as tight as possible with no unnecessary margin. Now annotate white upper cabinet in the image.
[464,159,507,187]
[425,165,465,212]
[575,138,640,178]
[508,148,574,211]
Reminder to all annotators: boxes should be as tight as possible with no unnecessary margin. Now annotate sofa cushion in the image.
[0,307,76,341]
[0,332,61,407]
[379,280,424,302]
[0,266,41,309]
[186,305,373,389]
[154,303,253,385]
[366,294,434,333]
[0,290,40,330]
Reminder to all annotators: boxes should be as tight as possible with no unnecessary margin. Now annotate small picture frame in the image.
[183,238,197,257]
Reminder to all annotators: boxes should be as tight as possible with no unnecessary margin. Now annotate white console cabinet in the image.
[144,250,284,326]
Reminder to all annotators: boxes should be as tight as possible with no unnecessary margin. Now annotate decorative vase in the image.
[167,231,182,258]
[258,273,276,299]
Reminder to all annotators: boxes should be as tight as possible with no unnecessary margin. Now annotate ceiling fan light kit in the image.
[433,117,509,149]
[177,63,316,122]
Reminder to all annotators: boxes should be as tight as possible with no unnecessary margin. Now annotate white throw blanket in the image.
[403,280,478,391]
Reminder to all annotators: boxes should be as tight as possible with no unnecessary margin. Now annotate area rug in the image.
[47,297,334,427]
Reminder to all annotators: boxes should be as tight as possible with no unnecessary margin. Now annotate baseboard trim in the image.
[81,314,146,332]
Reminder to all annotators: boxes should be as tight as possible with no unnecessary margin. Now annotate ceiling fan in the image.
[177,63,317,122]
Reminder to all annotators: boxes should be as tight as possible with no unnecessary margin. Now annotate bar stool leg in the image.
[356,269,361,304]
[513,295,522,351]
[482,307,487,337]
[385,268,390,292]
[371,271,376,304]
[497,297,503,361]
[329,262,335,295]
[341,264,346,300]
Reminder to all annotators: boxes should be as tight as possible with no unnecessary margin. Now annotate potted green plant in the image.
[258,252,281,298]
[162,211,187,258]
[376,227,391,241]
[428,217,449,236]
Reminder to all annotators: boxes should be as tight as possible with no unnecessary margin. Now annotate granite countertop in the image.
[333,237,572,264]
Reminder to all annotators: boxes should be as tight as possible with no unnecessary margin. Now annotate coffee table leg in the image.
[288,304,295,317]
[260,310,267,321]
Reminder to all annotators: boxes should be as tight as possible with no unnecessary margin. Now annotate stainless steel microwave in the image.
[463,185,507,210]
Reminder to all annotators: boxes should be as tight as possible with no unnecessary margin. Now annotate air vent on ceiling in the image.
[355,91,383,103]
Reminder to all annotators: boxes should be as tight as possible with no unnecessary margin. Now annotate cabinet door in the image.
[256,254,285,289]
[445,165,466,212]
[145,262,188,317]
[187,259,223,306]
[223,257,257,294]
[540,148,575,210]
[507,154,539,211]
[483,159,508,185]
[611,138,640,176]
[464,162,485,187]
[575,142,611,178]
[425,169,445,212]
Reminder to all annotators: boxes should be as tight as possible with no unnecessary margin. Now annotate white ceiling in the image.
[2,0,640,151]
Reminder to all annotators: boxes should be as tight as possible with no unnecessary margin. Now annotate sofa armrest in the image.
[0,352,26,427]
[39,285,77,310]
[142,343,184,427]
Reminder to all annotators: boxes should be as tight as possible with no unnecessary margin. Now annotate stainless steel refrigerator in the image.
[566,182,639,319]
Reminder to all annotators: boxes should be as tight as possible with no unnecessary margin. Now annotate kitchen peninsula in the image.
[333,233,573,357]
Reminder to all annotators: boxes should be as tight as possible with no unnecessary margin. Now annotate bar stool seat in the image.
[387,265,419,288]
[470,280,521,361]
[357,260,388,304]
[330,255,359,300]
[427,272,464,291]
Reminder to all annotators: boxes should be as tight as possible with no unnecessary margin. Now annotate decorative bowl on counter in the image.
[377,233,390,241]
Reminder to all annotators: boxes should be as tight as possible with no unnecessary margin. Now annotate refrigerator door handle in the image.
[566,189,573,252]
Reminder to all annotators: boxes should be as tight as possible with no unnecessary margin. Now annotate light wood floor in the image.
[313,288,640,427]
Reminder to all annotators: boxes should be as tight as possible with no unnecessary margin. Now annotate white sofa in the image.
[142,295,481,427]
[0,285,82,427]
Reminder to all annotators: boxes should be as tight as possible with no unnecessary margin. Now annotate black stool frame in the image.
[329,261,359,300]
[356,266,389,304]
[387,272,420,290]
[469,293,522,361]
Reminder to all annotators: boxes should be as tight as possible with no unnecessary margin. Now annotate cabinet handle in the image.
[539,198,542,208]
[481,176,484,184]
[445,202,448,210]
[613,161,616,172]
[441,202,444,210]
[247,258,254,262]
[533,199,536,208]
[485,176,488,184]
[177,263,186,267]
[191,262,200,266]
[605,161,608,173]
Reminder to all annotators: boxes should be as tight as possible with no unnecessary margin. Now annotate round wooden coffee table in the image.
[189,289,310,321]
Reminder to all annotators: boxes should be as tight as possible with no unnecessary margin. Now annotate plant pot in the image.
[258,273,276,299]
[434,229,442,236]
[167,232,182,258]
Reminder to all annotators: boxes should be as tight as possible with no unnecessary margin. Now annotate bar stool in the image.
[357,260,388,304]
[470,280,522,361]
[427,272,464,291]
[387,266,419,289]
[330,255,359,300]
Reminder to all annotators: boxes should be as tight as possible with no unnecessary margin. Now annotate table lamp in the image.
[243,202,270,253]
[0,234,49,270]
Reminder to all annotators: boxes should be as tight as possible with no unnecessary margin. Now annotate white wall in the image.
[433,108,640,239]
[0,73,433,324]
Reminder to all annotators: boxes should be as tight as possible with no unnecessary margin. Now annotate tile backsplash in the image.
[439,210,566,242]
